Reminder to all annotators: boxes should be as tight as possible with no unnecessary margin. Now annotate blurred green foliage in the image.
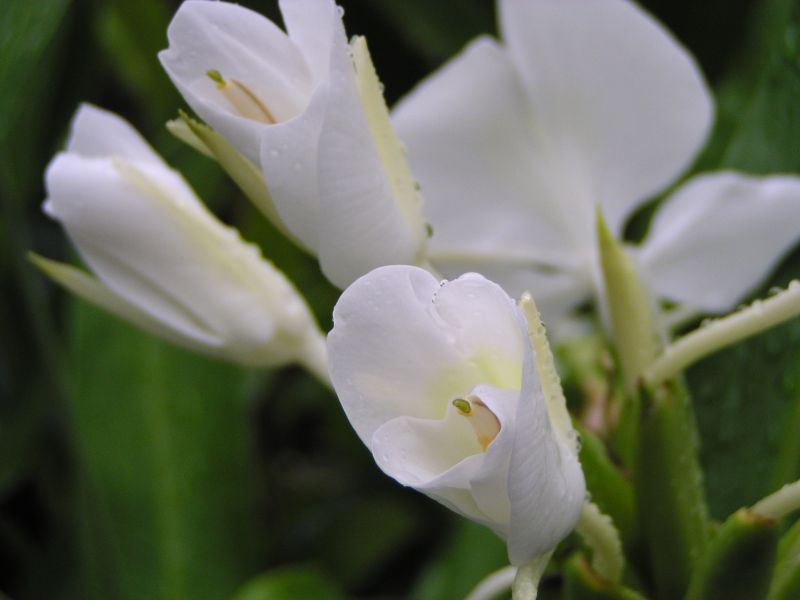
[1,0,800,598]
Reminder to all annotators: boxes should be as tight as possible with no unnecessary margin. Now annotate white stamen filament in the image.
[207,69,276,124]
[453,394,501,451]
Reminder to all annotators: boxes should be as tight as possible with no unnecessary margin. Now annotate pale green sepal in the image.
[575,502,624,584]
[178,112,309,251]
[350,36,427,255]
[519,292,579,454]
[512,551,552,600]
[28,253,182,345]
[166,117,213,158]
[645,281,800,386]
[464,565,517,600]
[752,479,800,521]
[596,208,661,392]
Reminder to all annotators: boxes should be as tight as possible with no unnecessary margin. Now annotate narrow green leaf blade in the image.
[68,303,262,600]
[686,508,779,600]
[636,381,710,599]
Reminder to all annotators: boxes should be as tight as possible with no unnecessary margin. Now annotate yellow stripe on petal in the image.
[350,36,427,253]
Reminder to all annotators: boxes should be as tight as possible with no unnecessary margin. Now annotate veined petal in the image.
[68,104,164,164]
[159,0,312,163]
[638,172,800,312]
[260,85,329,253]
[500,0,713,241]
[316,25,425,288]
[328,266,525,445]
[259,0,341,253]
[329,265,585,561]
[507,336,586,564]
[393,38,578,271]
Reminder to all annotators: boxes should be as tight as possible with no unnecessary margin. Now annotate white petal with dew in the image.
[507,323,585,564]
[638,172,800,312]
[159,0,312,162]
[316,25,424,288]
[328,266,525,444]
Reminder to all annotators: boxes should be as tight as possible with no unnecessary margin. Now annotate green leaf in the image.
[67,302,263,600]
[768,517,800,599]
[317,493,422,588]
[577,426,639,561]
[686,508,779,600]
[411,519,508,600]
[687,0,800,517]
[635,381,710,599]
[92,0,179,126]
[229,565,345,600]
[0,0,69,147]
[563,554,646,600]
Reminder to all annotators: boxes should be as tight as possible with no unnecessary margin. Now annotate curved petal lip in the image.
[499,0,714,237]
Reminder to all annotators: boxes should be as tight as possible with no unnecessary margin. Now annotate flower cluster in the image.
[35,0,800,594]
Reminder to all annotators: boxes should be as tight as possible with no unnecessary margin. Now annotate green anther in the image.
[452,398,471,415]
[206,69,224,83]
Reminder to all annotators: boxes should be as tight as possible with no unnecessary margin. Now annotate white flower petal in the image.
[67,104,163,164]
[371,384,520,534]
[329,265,585,560]
[328,266,525,444]
[315,25,423,288]
[500,0,713,239]
[159,0,312,162]
[372,405,484,487]
[44,152,315,367]
[260,86,329,254]
[507,338,586,564]
[278,0,338,84]
[433,258,592,337]
[393,38,578,271]
[638,172,800,312]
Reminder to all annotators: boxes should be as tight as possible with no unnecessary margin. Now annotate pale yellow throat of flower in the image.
[350,36,428,255]
[453,395,501,451]
[206,69,277,124]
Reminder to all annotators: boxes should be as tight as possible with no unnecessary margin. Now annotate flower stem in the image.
[464,565,517,600]
[511,552,552,600]
[752,479,800,521]
[575,501,625,583]
[644,281,800,385]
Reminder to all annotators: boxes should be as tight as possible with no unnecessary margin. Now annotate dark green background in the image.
[1,0,799,598]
